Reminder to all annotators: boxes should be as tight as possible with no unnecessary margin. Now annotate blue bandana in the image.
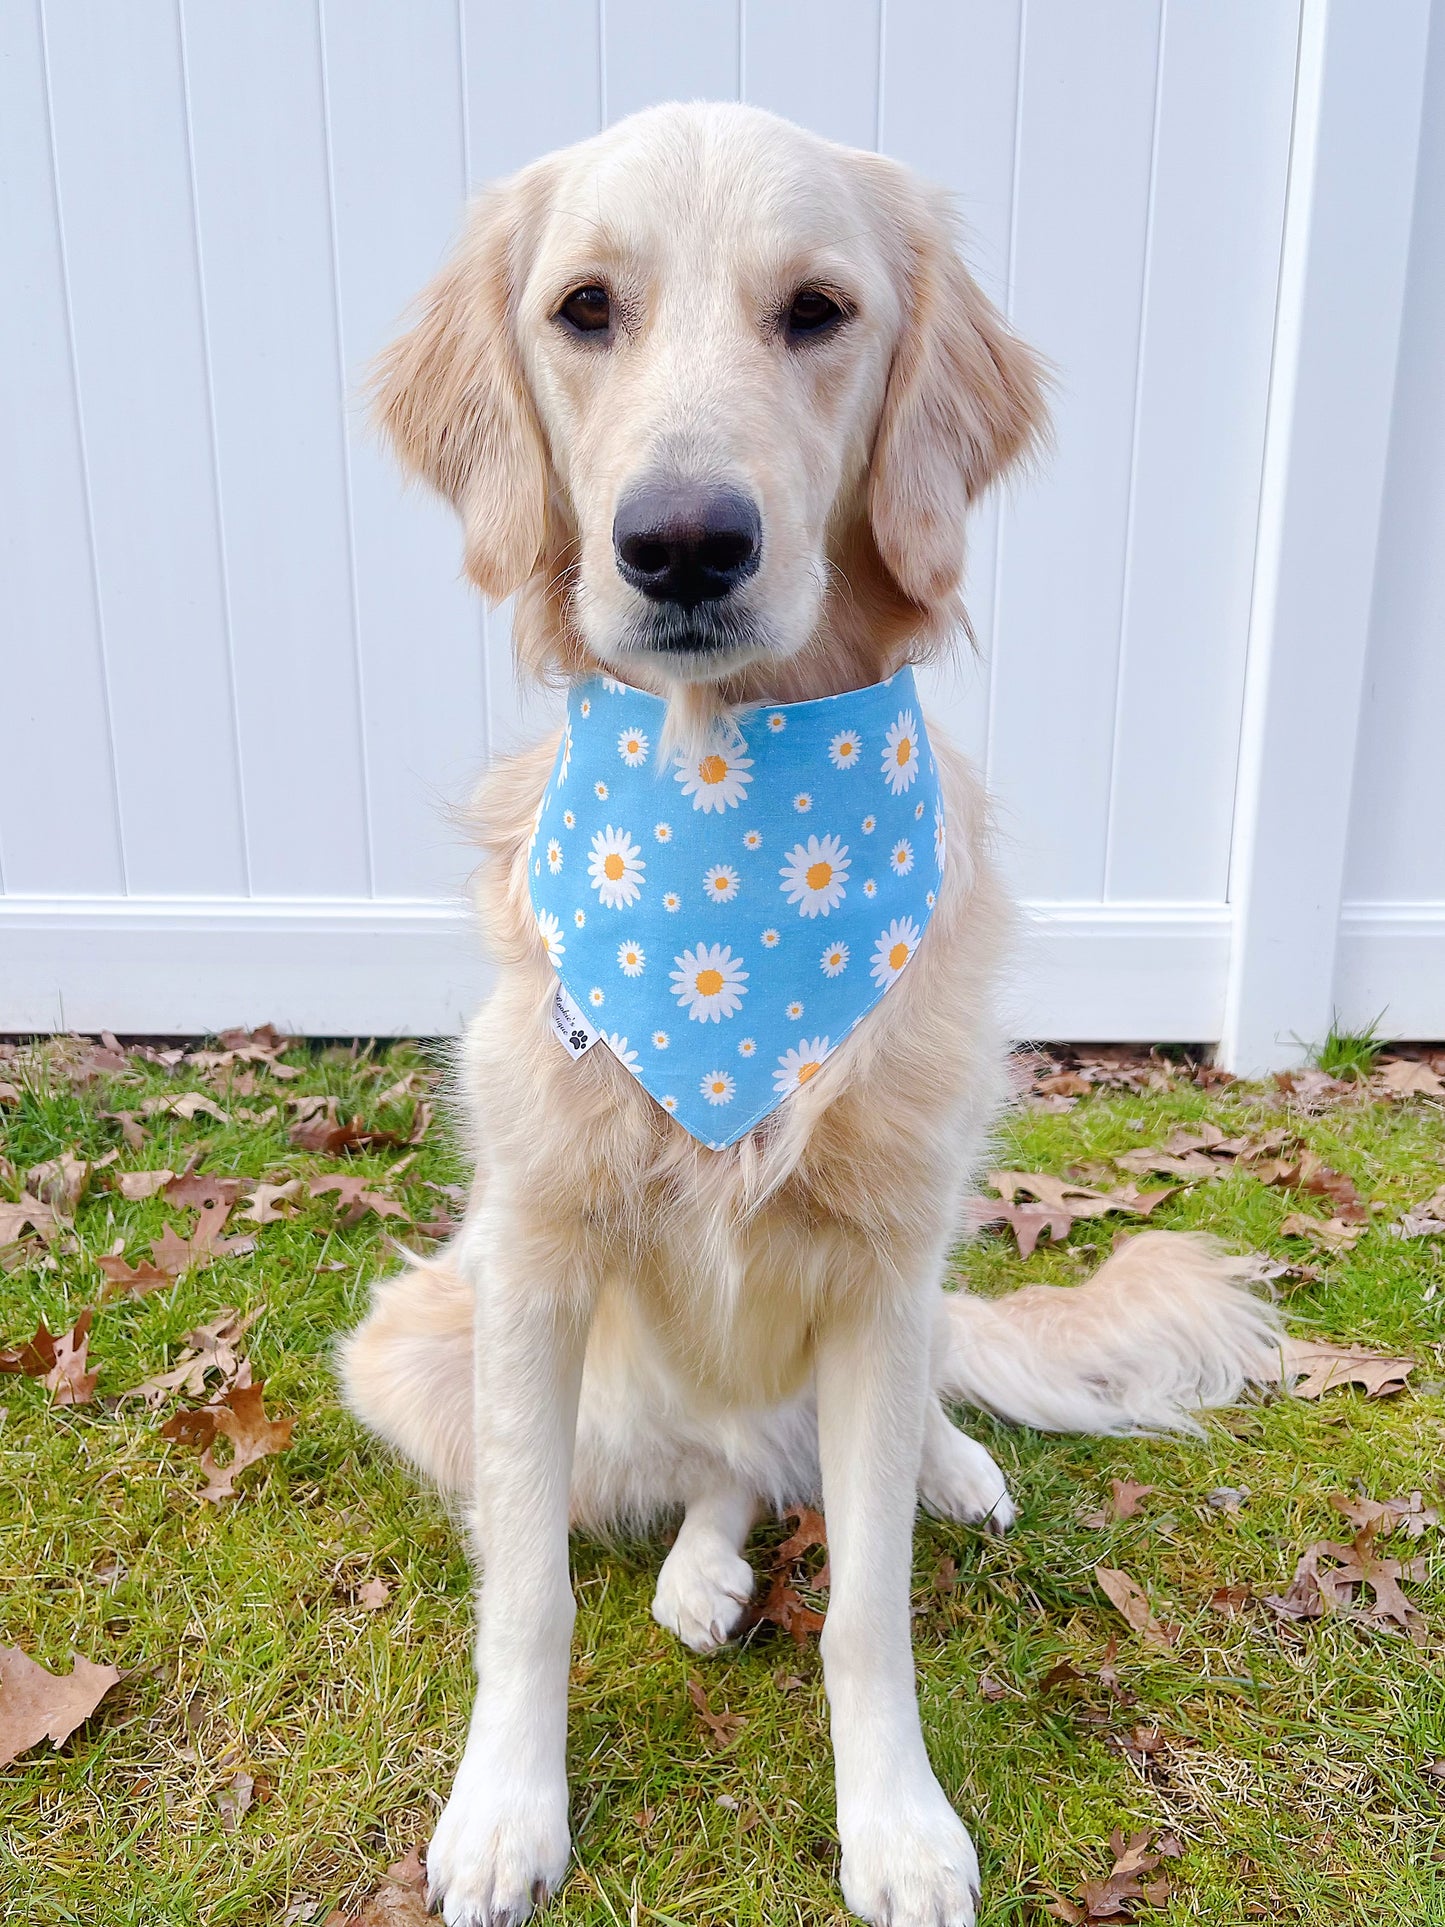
[527,667,944,1148]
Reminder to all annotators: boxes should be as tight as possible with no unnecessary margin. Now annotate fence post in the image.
[1219,0,1429,1074]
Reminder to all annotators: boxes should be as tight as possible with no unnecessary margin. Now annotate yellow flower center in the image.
[712,1080,726,1094]
[898,737,912,765]
[603,853,625,880]
[696,968,724,997]
[840,741,853,756]
[889,941,909,971]
[806,861,833,890]
[797,1061,820,1084]
[627,738,640,753]
[699,754,728,785]
[713,877,727,892]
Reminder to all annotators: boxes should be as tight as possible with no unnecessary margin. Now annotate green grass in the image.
[1313,1017,1388,1083]
[2,1038,1444,1925]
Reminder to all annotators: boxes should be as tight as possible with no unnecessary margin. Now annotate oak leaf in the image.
[309,1175,409,1228]
[1278,1340,1415,1400]
[160,1379,293,1503]
[686,1676,745,1750]
[114,1168,176,1201]
[0,1645,120,1767]
[1046,1828,1180,1923]
[240,1179,303,1223]
[43,1310,97,1405]
[1094,1566,1179,1648]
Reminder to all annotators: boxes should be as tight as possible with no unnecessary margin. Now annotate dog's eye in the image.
[785,288,845,340]
[556,285,611,334]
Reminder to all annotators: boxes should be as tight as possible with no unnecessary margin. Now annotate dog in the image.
[340,102,1280,1927]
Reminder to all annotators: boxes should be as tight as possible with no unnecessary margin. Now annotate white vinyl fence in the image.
[2,0,1441,1066]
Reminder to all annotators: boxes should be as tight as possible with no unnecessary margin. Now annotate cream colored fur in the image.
[340,102,1281,1927]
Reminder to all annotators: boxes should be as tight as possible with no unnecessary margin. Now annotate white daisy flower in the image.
[651,1030,669,1050]
[661,1095,678,1113]
[536,909,565,965]
[871,916,921,988]
[821,941,850,977]
[890,838,914,877]
[704,863,740,904]
[743,829,763,850]
[594,779,609,800]
[737,1038,757,1057]
[926,889,936,908]
[654,822,672,843]
[546,838,563,874]
[862,814,876,834]
[558,720,572,785]
[934,804,946,869]
[671,943,748,1023]
[767,712,786,733]
[588,986,605,1007]
[601,675,627,695]
[533,858,541,877]
[761,928,781,948]
[617,940,645,977]
[914,799,926,820]
[863,878,878,898]
[882,710,921,794]
[786,1000,804,1020]
[574,907,587,927]
[618,726,649,767]
[779,834,850,918]
[663,891,681,913]
[563,809,576,829]
[587,825,645,909]
[674,742,752,812]
[793,792,812,813]
[701,1069,735,1105]
[829,729,862,771]
[580,698,591,717]
[601,1032,640,1074]
[773,1036,832,1096]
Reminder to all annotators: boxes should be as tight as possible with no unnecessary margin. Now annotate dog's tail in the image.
[935,1230,1283,1435]
[336,1252,475,1496]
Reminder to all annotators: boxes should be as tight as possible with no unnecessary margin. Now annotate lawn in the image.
[1,1033,1443,1926]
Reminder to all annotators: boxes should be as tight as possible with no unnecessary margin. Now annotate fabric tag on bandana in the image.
[550,980,601,1059]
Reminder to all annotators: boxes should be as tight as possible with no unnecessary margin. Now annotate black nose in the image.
[613,483,761,607]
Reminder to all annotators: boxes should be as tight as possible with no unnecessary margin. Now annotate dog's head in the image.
[374,103,1046,699]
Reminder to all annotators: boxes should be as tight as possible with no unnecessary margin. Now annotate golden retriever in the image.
[340,102,1279,1927]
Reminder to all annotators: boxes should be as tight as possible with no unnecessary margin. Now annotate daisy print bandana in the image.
[528,667,944,1149]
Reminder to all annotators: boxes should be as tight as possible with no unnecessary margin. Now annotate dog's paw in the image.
[839,1787,981,1927]
[652,1534,755,1653]
[918,1423,1015,1536]
[426,1759,570,1926]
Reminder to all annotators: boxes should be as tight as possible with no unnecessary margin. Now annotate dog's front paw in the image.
[839,1786,981,1927]
[426,1758,570,1926]
[652,1534,755,1653]
[918,1422,1015,1536]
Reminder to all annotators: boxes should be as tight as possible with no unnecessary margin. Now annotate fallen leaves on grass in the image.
[1389,1185,1445,1241]
[1094,1567,1179,1648]
[1330,1490,1440,1539]
[0,1311,98,1404]
[240,1179,304,1223]
[687,1676,745,1750]
[113,1168,175,1201]
[215,1770,255,1832]
[0,1645,120,1766]
[101,1175,257,1293]
[309,1175,409,1227]
[96,1248,176,1298]
[969,1171,1171,1258]
[122,1309,256,1408]
[1374,1058,1445,1099]
[288,1094,431,1155]
[140,1092,230,1126]
[1263,1527,1429,1644]
[747,1505,829,1645]
[1279,1339,1416,1400]
[326,1848,429,1926]
[1114,1122,1296,1183]
[0,1194,59,1248]
[1278,1211,1363,1253]
[356,1576,391,1611]
[1045,1829,1182,1923]
[160,1380,293,1503]
[26,1150,100,1214]
[1082,1480,1157,1528]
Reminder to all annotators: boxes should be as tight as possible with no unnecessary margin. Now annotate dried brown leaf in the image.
[1094,1567,1178,1648]
[240,1180,303,1224]
[161,1379,293,1503]
[0,1645,120,1766]
[43,1310,97,1405]
[1278,1339,1416,1400]
[309,1174,409,1228]
[686,1676,745,1750]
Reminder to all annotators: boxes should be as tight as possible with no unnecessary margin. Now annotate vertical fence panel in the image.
[0,1,124,897]
[41,0,247,897]
[984,0,1162,901]
[605,0,739,119]
[180,0,372,899]
[322,0,487,899]
[741,0,881,148]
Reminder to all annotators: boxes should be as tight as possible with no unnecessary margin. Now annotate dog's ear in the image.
[371,180,548,601]
[866,171,1048,618]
